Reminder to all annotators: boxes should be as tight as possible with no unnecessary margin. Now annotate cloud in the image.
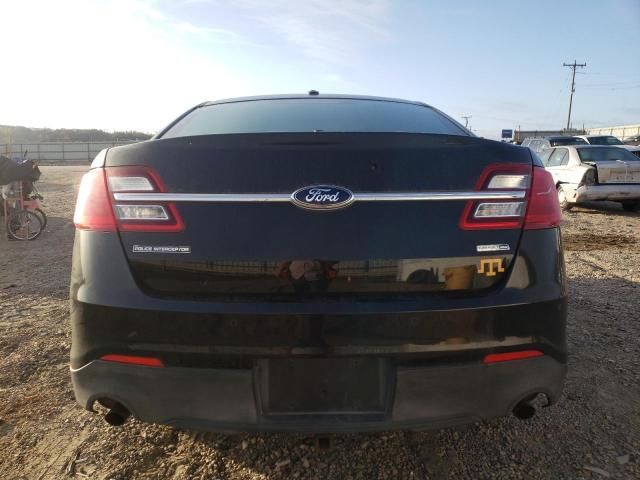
[117,0,244,45]
[171,21,241,43]
[207,0,392,64]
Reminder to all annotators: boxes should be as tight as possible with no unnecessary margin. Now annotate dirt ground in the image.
[0,166,639,480]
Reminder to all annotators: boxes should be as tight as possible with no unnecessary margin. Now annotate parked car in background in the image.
[622,135,640,146]
[574,135,640,157]
[540,145,640,212]
[70,93,566,433]
[521,136,588,154]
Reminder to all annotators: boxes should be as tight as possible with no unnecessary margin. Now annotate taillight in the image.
[107,166,184,232]
[73,169,117,231]
[460,163,530,230]
[522,166,561,230]
[73,166,184,232]
[582,168,596,186]
[460,163,561,231]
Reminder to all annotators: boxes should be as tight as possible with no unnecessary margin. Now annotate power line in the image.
[563,60,587,130]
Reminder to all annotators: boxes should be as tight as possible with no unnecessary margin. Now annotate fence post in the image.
[61,143,65,164]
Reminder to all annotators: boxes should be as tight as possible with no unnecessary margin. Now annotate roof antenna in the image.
[308,90,319,96]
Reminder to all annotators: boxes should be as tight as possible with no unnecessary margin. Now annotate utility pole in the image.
[563,60,586,131]
[461,115,472,129]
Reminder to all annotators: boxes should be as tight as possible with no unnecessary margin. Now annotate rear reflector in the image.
[483,350,544,364]
[100,354,164,367]
[74,169,117,231]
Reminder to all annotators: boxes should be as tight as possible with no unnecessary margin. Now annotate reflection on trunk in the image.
[131,256,512,300]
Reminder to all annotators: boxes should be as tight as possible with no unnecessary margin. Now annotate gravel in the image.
[0,166,638,479]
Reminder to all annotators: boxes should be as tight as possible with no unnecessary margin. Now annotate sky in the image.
[1,0,639,138]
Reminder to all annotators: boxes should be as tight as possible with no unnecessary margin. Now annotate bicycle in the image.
[1,153,45,241]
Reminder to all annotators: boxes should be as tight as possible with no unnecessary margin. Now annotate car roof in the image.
[522,136,579,141]
[557,145,623,149]
[201,93,431,108]
[575,134,616,138]
[546,136,579,141]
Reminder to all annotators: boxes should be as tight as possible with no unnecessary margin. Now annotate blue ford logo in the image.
[291,185,354,210]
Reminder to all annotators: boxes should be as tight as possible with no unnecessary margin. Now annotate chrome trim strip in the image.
[354,191,526,201]
[113,193,291,202]
[113,190,526,203]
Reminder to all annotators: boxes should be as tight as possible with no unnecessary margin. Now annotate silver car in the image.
[539,145,640,212]
[574,135,640,157]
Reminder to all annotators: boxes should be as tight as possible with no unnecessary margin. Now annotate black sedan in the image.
[70,93,566,432]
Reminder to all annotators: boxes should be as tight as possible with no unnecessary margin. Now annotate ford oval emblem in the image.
[291,185,355,210]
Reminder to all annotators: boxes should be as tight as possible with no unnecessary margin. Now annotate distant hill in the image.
[0,125,153,143]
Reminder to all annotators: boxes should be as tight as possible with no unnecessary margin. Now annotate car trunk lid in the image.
[103,133,535,300]
[591,160,640,184]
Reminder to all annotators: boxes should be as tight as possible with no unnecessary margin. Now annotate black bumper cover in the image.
[72,355,565,433]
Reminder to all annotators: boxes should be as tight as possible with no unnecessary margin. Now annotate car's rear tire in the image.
[557,185,573,211]
[621,201,640,212]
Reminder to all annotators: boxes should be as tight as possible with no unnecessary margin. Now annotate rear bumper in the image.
[70,227,567,432]
[72,355,566,433]
[572,183,640,202]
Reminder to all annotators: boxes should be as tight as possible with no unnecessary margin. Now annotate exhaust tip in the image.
[104,409,129,426]
[513,401,536,420]
[97,399,131,426]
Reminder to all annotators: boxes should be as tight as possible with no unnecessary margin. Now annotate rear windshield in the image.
[549,137,588,146]
[160,99,467,138]
[586,136,624,145]
[577,147,640,162]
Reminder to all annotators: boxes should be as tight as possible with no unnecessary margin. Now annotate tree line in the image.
[0,125,152,144]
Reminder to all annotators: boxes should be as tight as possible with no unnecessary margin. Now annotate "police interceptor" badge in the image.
[132,245,191,254]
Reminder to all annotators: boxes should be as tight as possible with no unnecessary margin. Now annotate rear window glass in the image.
[549,137,588,146]
[586,136,624,145]
[538,149,553,165]
[577,147,640,162]
[161,99,467,138]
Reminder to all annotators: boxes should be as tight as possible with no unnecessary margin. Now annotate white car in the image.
[574,135,640,157]
[539,145,640,212]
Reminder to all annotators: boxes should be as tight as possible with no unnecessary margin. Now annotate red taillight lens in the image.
[107,166,184,232]
[523,166,561,230]
[100,354,164,367]
[74,166,184,232]
[73,169,117,231]
[483,349,544,364]
[460,163,530,230]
